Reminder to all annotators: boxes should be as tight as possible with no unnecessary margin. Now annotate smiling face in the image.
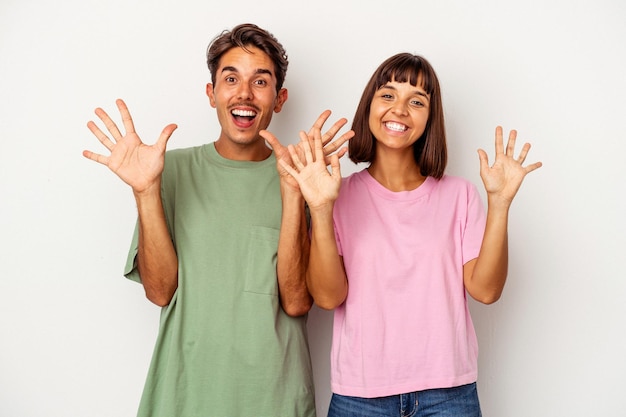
[368,78,430,155]
[206,45,288,160]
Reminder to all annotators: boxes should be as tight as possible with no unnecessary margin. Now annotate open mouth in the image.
[384,121,408,132]
[232,108,257,124]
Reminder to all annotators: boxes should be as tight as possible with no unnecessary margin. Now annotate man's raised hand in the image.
[83,99,177,194]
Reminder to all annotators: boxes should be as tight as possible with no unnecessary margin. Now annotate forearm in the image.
[306,206,348,310]
[277,185,313,317]
[134,183,178,307]
[465,199,510,304]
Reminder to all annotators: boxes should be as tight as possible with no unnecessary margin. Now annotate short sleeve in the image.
[123,219,141,283]
[462,183,487,265]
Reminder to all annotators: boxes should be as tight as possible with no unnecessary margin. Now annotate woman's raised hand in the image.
[279,116,349,210]
[478,126,542,208]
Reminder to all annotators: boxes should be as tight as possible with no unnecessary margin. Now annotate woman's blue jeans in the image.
[327,382,481,417]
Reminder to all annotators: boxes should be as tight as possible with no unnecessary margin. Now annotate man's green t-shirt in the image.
[124,143,316,417]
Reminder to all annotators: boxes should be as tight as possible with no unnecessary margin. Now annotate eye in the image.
[225,76,237,84]
[411,99,424,107]
[253,78,268,87]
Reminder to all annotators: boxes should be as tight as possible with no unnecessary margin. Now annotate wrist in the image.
[308,201,334,219]
[133,180,162,203]
[486,195,511,218]
[280,183,305,202]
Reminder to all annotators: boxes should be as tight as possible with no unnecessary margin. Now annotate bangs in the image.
[374,54,438,96]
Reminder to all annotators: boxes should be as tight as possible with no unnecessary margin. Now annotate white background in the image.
[1,0,625,416]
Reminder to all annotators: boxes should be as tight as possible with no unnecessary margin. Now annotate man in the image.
[83,23,351,416]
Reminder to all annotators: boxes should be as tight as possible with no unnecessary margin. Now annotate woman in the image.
[280,53,542,416]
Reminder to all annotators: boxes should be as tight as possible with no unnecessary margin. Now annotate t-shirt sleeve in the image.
[123,219,141,283]
[123,162,174,284]
[462,183,487,265]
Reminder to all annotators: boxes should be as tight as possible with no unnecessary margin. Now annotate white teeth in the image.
[232,109,256,117]
[385,122,407,132]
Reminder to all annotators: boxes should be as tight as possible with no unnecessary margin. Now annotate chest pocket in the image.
[244,226,280,296]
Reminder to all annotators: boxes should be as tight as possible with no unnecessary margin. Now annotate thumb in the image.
[260,129,279,149]
[477,148,489,171]
[157,123,178,149]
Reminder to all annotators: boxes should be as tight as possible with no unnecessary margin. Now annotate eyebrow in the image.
[380,84,430,101]
[221,66,273,77]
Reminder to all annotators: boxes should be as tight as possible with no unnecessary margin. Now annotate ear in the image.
[206,83,217,108]
[273,88,288,113]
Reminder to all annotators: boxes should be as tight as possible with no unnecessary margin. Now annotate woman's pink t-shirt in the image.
[330,170,486,398]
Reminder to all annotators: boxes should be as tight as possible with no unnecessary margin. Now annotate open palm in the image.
[83,99,177,194]
[478,126,542,206]
[279,127,343,210]
[261,109,353,194]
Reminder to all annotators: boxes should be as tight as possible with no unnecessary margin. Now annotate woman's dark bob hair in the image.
[349,53,447,179]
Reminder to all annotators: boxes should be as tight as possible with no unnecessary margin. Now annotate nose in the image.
[391,101,408,116]
[236,82,253,100]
